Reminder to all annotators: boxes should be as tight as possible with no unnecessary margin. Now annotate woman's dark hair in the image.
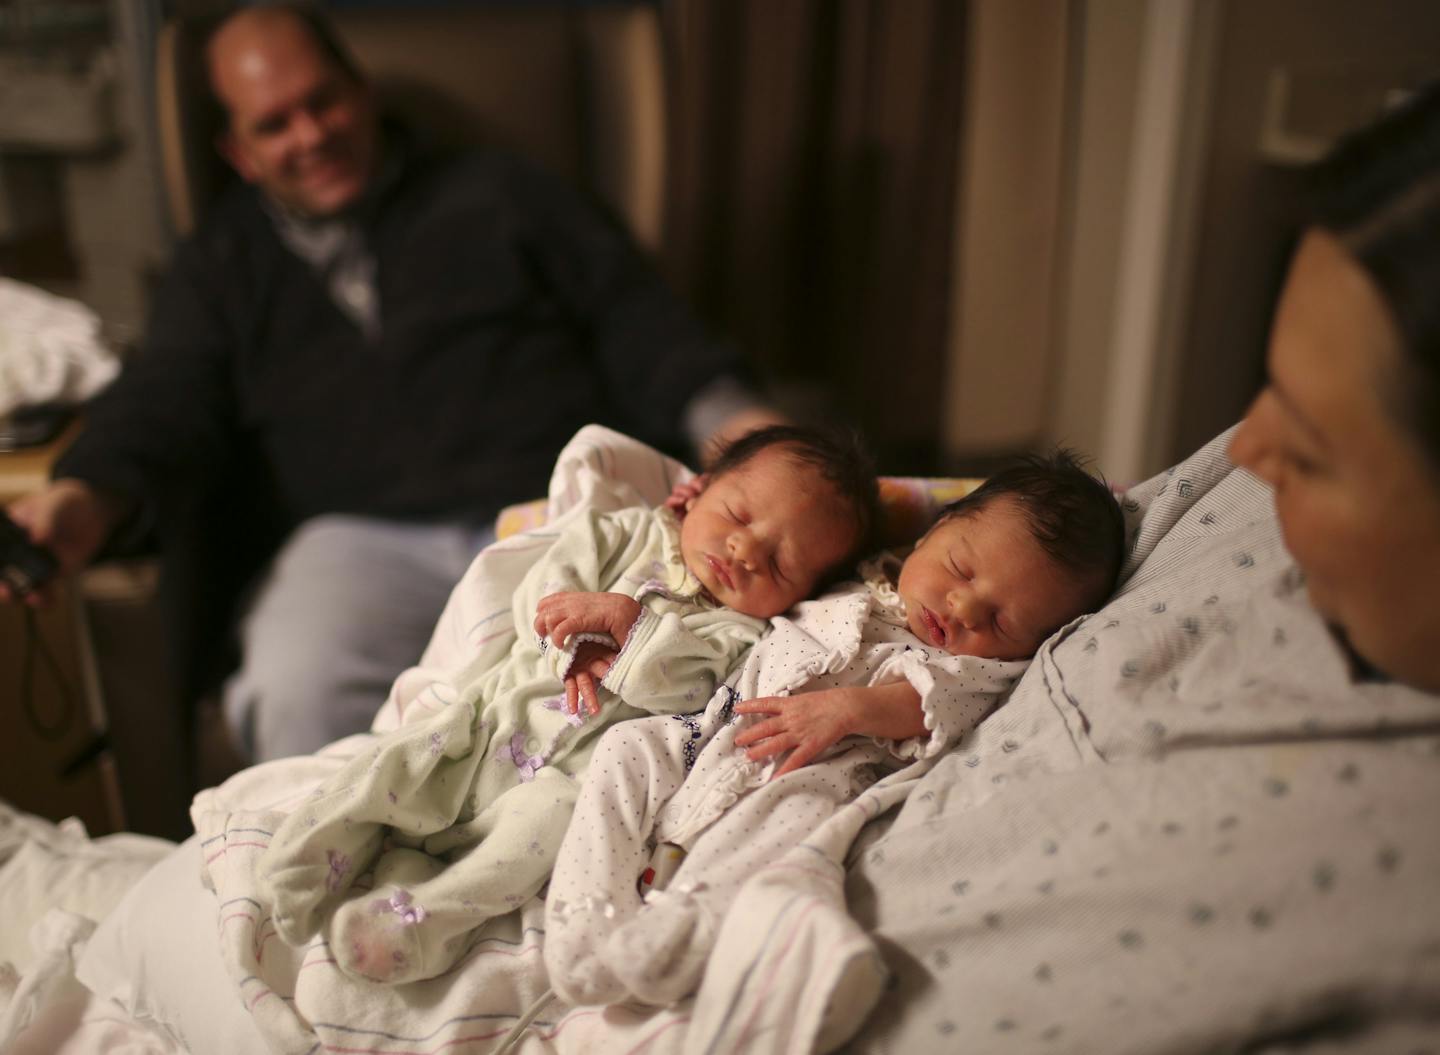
[937,448,1124,612]
[707,424,880,574]
[1306,79,1440,471]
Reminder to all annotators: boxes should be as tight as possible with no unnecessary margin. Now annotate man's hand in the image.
[565,640,618,716]
[733,688,868,778]
[534,591,642,649]
[1,480,122,606]
[662,473,707,516]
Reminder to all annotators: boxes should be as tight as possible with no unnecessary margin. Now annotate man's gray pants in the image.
[223,514,495,762]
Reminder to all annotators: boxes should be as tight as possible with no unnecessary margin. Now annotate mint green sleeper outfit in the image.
[256,504,765,984]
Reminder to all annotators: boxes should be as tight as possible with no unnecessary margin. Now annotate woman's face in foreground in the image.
[1230,229,1440,693]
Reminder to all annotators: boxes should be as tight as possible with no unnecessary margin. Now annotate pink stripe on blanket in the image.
[733,898,829,1049]
[206,840,270,864]
[318,1027,514,1053]
[539,1007,691,1052]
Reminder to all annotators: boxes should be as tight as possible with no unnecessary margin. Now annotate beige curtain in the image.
[660,0,969,470]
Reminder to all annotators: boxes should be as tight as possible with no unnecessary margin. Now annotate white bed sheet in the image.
[5,426,1437,1054]
[0,802,178,1053]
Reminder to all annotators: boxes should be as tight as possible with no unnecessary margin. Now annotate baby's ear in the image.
[686,472,712,511]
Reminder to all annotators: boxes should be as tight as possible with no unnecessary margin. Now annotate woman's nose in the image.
[1229,393,1273,480]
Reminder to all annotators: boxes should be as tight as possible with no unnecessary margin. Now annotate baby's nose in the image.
[729,532,756,568]
[948,590,985,628]
[731,531,772,571]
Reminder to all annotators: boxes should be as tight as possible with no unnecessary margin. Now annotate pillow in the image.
[496,475,982,543]
[75,835,269,1054]
[0,804,171,974]
[874,476,981,546]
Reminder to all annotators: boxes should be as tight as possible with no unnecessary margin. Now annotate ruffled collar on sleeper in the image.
[859,548,912,627]
[645,505,717,608]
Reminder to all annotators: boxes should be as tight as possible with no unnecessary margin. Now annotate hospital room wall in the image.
[0,0,170,339]
[1168,0,1440,468]
[11,0,1440,482]
[952,0,1440,482]
[941,0,1195,481]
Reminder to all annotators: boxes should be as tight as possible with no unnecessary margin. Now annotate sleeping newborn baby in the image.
[255,425,878,984]
[544,450,1124,1007]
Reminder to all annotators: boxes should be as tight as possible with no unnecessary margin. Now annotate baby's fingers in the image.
[735,696,786,718]
[771,742,820,779]
[547,618,575,648]
[733,716,785,748]
[576,672,602,716]
[743,732,795,762]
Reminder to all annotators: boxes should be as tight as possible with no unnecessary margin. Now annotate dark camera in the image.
[0,509,58,597]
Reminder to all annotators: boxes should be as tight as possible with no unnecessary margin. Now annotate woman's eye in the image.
[1281,448,1322,477]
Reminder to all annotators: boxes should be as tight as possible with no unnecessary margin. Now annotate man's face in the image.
[210,13,378,218]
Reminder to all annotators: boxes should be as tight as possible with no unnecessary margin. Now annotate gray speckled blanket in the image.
[714,427,1440,1054]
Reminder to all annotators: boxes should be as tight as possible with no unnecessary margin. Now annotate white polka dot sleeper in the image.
[544,558,1028,1007]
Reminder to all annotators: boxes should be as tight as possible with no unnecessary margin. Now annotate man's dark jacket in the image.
[57,141,744,700]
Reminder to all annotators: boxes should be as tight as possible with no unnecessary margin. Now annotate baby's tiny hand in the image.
[565,641,617,716]
[662,474,708,516]
[733,688,866,778]
[534,591,642,648]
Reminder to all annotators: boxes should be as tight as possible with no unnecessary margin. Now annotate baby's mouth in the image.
[706,555,735,591]
[921,606,948,647]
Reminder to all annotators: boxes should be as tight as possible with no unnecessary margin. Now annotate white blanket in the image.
[15,425,1438,1054]
[0,278,119,418]
[182,425,917,1054]
[0,804,176,1053]
[187,426,722,1053]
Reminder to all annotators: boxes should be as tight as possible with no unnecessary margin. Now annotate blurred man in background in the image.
[3,3,775,764]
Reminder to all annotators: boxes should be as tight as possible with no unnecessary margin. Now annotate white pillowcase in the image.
[0,807,171,974]
[75,835,269,1054]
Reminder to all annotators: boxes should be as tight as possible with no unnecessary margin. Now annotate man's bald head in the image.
[208,5,361,111]
[208,4,378,217]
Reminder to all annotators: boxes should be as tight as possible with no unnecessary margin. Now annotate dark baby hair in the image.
[707,424,880,575]
[938,448,1124,611]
